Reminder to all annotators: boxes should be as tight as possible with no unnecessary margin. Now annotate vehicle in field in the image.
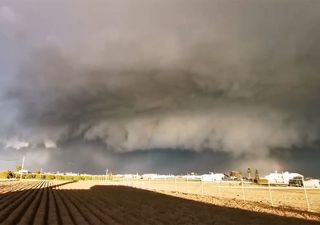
[288,177,303,187]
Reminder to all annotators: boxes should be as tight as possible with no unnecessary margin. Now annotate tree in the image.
[45,175,55,180]
[107,172,113,180]
[35,174,45,180]
[16,165,22,171]
[0,171,14,179]
[254,169,260,183]
[25,174,34,179]
[7,171,14,179]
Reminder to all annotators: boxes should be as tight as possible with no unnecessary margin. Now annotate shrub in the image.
[63,176,74,180]
[45,175,55,180]
[0,171,14,179]
[107,173,113,180]
[55,175,64,180]
[35,174,46,180]
[83,176,93,180]
[25,174,35,179]
[72,176,81,181]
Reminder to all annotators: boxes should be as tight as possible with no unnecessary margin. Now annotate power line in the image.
[0,158,19,162]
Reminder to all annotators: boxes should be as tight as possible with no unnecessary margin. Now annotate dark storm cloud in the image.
[1,0,320,173]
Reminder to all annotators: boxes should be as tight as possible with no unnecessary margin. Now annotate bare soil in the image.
[0,181,319,225]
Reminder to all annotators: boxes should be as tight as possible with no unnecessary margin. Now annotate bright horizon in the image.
[1,0,320,176]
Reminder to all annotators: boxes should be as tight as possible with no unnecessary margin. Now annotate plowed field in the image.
[0,181,319,225]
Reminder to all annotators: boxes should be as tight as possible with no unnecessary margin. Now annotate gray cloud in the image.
[1,0,320,174]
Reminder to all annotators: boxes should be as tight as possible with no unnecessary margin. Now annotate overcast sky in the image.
[0,0,320,176]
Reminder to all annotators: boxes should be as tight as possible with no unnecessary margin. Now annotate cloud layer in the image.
[1,0,320,173]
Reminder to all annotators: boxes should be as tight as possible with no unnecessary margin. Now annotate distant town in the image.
[1,166,319,188]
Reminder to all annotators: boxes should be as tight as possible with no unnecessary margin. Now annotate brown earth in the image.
[0,181,319,225]
[111,180,320,213]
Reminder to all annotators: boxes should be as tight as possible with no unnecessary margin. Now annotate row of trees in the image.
[0,171,112,181]
[12,173,109,181]
[0,164,113,181]
[17,174,101,180]
[0,165,24,179]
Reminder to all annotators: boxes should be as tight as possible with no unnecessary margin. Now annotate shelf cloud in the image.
[0,0,320,173]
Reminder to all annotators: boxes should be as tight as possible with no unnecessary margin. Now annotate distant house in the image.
[265,171,303,184]
[16,169,30,175]
[201,173,225,182]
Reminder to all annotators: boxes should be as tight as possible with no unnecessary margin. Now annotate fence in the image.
[109,179,320,213]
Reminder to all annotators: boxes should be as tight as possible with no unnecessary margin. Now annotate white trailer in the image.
[201,173,225,182]
[304,179,320,188]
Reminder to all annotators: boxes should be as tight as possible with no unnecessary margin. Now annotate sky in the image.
[0,0,320,176]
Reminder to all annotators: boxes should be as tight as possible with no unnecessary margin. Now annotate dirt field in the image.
[0,180,319,225]
[111,179,320,213]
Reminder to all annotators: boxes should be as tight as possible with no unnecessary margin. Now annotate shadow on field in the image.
[0,184,319,225]
[87,185,320,225]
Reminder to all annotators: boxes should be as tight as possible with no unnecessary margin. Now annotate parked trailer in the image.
[304,179,320,188]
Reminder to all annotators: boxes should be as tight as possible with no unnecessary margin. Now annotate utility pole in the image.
[247,168,251,180]
[20,156,25,181]
[22,156,25,170]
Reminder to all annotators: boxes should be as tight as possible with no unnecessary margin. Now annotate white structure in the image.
[201,173,225,182]
[183,174,202,181]
[142,174,158,180]
[142,174,174,180]
[153,175,175,179]
[113,174,140,179]
[265,171,303,184]
[304,179,320,188]
[65,172,79,176]
[80,173,93,176]
[17,169,30,175]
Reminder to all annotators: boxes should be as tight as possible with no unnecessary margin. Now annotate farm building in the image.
[265,171,303,184]
[201,173,225,182]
